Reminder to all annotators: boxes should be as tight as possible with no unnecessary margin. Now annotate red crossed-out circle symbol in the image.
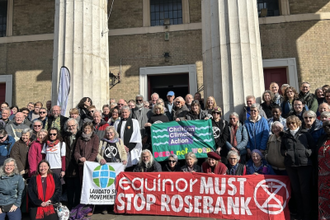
[254,179,290,215]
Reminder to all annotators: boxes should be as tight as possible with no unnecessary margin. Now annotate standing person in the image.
[226,151,246,175]
[28,102,43,122]
[185,100,211,120]
[33,107,48,129]
[114,106,142,170]
[267,105,287,134]
[281,115,314,220]
[0,107,11,128]
[28,129,48,177]
[5,112,29,141]
[92,110,109,140]
[173,97,189,121]
[240,95,267,122]
[194,92,205,109]
[201,152,227,174]
[244,104,269,157]
[226,112,248,164]
[28,160,61,220]
[69,108,83,130]
[31,120,43,141]
[27,102,34,112]
[261,90,275,118]
[288,99,308,122]
[281,86,299,118]
[133,149,161,172]
[9,106,19,121]
[107,107,120,126]
[132,95,152,139]
[46,105,68,135]
[165,91,175,120]
[280,84,290,97]
[181,152,201,172]
[46,100,52,117]
[62,118,81,210]
[0,129,15,166]
[185,94,194,110]
[205,96,217,114]
[265,122,286,175]
[317,120,330,220]
[77,97,92,120]
[102,104,111,122]
[41,128,66,184]
[10,128,32,177]
[315,87,325,105]
[270,82,283,105]
[149,93,159,109]
[325,89,330,106]
[303,110,324,144]
[211,107,229,164]
[0,158,25,220]
[298,82,318,113]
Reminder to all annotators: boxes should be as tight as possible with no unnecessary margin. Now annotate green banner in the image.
[151,120,216,161]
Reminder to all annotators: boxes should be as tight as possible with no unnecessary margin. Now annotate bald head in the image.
[15,112,25,124]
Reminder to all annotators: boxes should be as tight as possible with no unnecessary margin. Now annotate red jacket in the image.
[28,139,43,177]
[202,161,227,175]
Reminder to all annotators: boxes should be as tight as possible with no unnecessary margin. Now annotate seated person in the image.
[226,150,246,175]
[133,149,161,172]
[162,154,181,172]
[246,149,275,175]
[181,152,201,172]
[201,152,227,174]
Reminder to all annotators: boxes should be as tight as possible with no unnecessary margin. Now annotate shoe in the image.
[102,210,108,215]
[86,212,93,217]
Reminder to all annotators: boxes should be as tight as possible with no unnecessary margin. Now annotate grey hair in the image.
[250,103,259,109]
[229,112,239,118]
[136,94,144,100]
[65,118,78,131]
[300,82,310,87]
[33,120,42,126]
[1,158,20,175]
[93,110,102,117]
[121,105,131,113]
[246,95,255,101]
[319,103,330,111]
[227,150,240,162]
[321,111,330,118]
[138,149,154,168]
[303,110,317,118]
[0,129,7,137]
[185,152,197,164]
[281,84,290,89]
[272,121,284,130]
[1,107,10,113]
[151,93,159,99]
[104,126,119,139]
[22,128,32,137]
[167,154,178,162]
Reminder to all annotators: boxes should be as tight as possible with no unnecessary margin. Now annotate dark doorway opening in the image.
[0,83,6,104]
[148,73,189,100]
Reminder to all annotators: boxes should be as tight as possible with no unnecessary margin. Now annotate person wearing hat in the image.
[246,149,275,175]
[165,91,175,120]
[211,107,230,164]
[201,152,227,174]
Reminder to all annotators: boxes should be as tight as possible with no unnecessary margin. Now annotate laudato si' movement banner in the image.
[114,172,291,220]
[151,120,215,161]
[80,161,125,205]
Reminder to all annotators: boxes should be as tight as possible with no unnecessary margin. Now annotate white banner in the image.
[81,161,125,205]
[57,66,70,116]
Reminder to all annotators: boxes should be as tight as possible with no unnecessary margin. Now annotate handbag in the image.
[54,202,70,220]
[1,204,13,213]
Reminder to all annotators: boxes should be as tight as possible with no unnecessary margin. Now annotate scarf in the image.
[230,125,238,147]
[46,139,59,147]
[36,174,55,219]
[81,132,93,141]
[229,163,239,175]
[102,138,119,144]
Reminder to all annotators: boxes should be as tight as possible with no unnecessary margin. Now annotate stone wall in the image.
[289,0,330,14]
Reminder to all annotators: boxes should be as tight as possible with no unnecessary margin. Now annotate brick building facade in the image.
[0,0,329,110]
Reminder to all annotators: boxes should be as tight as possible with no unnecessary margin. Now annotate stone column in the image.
[201,0,264,119]
[52,0,109,115]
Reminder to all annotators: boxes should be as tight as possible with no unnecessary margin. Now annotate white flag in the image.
[57,66,70,116]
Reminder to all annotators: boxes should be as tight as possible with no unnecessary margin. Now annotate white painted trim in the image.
[263,58,299,89]
[0,75,13,106]
[0,33,54,44]
[139,64,197,99]
[182,0,190,24]
[109,22,201,36]
[6,0,13,36]
[259,12,330,24]
[143,0,150,27]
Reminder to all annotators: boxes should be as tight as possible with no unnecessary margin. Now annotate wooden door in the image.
[0,83,6,103]
[264,68,287,94]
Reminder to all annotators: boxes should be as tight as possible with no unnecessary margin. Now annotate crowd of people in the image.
[0,81,330,220]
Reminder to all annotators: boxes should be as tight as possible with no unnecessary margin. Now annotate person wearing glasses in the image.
[132,95,152,140]
[226,150,246,175]
[240,95,267,123]
[244,104,269,158]
[288,98,308,122]
[298,82,318,113]
[83,105,96,124]
[117,99,127,110]
[31,120,43,141]
[0,158,25,220]
[317,120,330,220]
[107,107,120,126]
[281,115,314,220]
[173,96,189,122]
[102,104,111,122]
[246,149,275,175]
[28,129,48,177]
[302,110,324,144]
[41,128,66,184]
[185,100,211,120]
[0,129,15,166]
[33,107,48,129]
[163,154,180,172]
[226,112,248,164]
[211,107,229,164]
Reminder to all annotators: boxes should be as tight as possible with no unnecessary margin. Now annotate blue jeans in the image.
[0,207,22,220]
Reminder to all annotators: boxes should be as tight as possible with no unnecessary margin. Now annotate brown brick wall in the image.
[13,0,54,36]
[260,20,330,90]
[189,0,201,23]
[0,41,53,107]
[108,0,143,29]
[108,29,203,101]
[289,0,330,14]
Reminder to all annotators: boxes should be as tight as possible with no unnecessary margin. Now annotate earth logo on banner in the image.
[254,179,290,215]
[92,165,116,188]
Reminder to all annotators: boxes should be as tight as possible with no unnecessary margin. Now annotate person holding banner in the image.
[114,106,142,170]
[133,149,161,172]
[97,126,127,165]
[246,149,275,175]
[181,152,201,172]
[185,100,211,120]
[28,160,61,220]
[163,154,181,172]
[201,152,227,174]
[173,97,189,121]
[226,150,246,175]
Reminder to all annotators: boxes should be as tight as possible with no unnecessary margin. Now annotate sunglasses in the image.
[117,103,124,106]
[49,133,57,136]
[229,158,237,160]
[250,110,257,112]
[213,112,221,115]
[39,111,46,114]
[168,160,176,163]
[34,125,42,127]
[0,136,4,139]
[176,101,181,104]
[304,117,313,119]
[136,99,143,102]
[288,122,296,125]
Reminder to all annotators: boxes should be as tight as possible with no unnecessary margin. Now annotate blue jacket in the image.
[245,116,269,151]
[0,135,15,157]
[0,172,25,206]
[226,123,248,155]
[307,119,324,144]
[246,159,276,175]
